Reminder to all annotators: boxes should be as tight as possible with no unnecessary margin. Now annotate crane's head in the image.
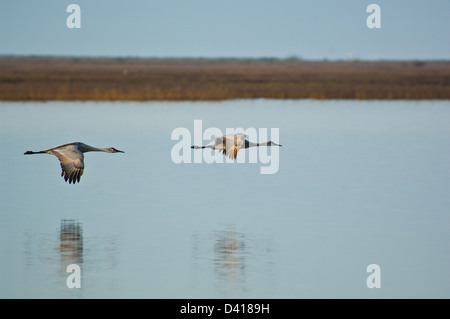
[107,147,125,153]
[267,141,282,147]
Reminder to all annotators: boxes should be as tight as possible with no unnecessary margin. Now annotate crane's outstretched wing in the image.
[219,134,246,160]
[51,147,85,184]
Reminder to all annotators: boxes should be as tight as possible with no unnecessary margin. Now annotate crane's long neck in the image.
[258,141,271,146]
[78,144,107,153]
[245,141,276,148]
[246,141,261,148]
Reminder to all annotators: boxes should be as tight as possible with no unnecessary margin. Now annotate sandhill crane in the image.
[191,133,281,160]
[24,142,124,184]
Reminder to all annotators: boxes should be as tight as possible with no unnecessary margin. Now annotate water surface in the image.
[0,99,449,298]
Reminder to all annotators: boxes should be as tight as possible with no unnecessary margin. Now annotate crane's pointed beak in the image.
[116,149,125,153]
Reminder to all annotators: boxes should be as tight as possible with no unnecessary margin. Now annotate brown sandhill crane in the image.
[191,133,281,160]
[24,142,124,184]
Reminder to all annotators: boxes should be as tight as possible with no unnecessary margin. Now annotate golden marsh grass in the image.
[1,56,449,101]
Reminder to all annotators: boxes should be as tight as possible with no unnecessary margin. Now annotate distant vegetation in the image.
[1,56,449,101]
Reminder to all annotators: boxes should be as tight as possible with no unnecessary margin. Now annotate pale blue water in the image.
[0,99,449,298]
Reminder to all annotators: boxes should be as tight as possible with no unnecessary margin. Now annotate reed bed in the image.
[1,56,449,101]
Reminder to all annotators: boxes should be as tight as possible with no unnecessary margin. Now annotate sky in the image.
[0,0,449,60]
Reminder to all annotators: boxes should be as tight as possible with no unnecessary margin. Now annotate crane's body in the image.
[192,133,281,160]
[24,142,124,184]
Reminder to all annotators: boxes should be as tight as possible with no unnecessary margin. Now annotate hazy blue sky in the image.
[0,0,449,60]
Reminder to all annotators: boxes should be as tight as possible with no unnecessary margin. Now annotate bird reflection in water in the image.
[213,226,246,295]
[191,224,273,297]
[59,219,83,267]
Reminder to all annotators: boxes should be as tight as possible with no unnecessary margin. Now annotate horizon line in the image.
[0,54,449,62]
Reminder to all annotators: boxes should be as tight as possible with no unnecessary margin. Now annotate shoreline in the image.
[1,56,449,101]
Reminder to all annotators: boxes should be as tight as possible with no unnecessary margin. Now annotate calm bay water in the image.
[0,99,449,298]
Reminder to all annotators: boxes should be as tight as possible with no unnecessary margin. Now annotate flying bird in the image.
[191,133,281,160]
[24,142,124,184]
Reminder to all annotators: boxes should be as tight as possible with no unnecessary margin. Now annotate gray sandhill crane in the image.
[24,142,124,184]
[191,133,281,160]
